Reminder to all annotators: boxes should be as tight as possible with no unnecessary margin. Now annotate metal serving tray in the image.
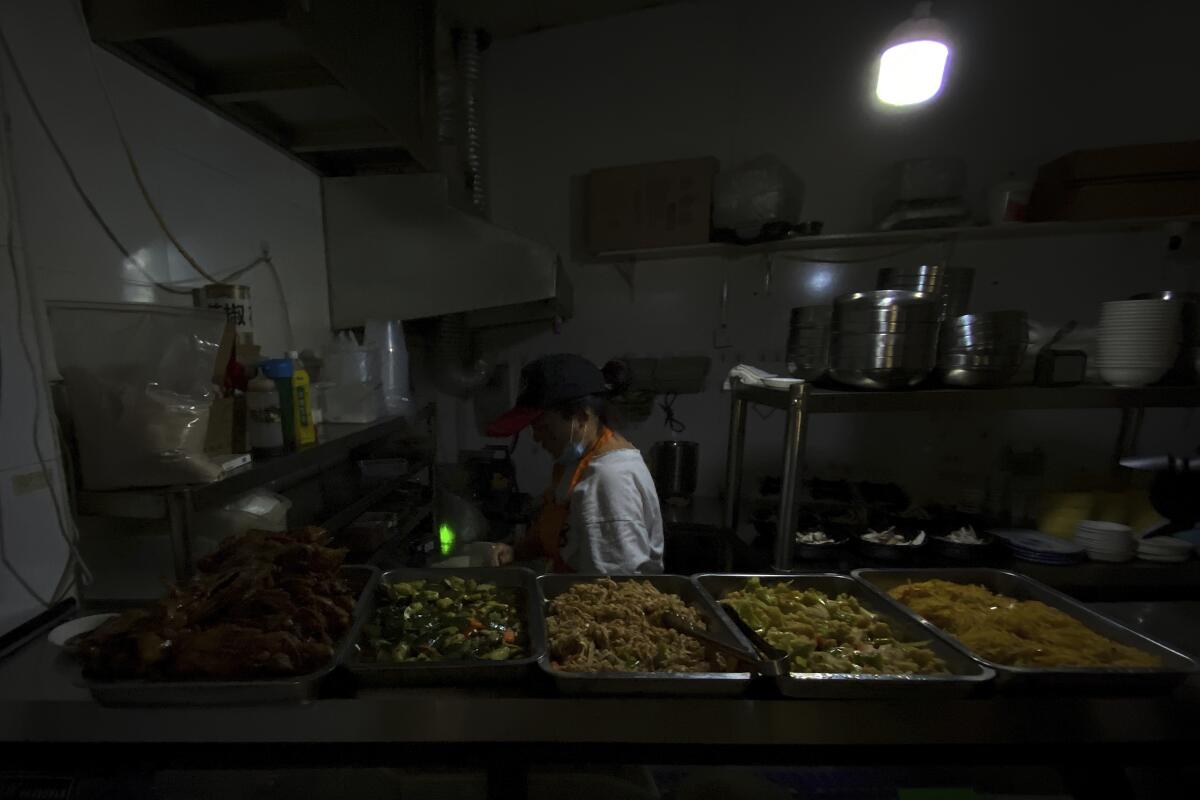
[350,567,545,686]
[852,568,1199,690]
[694,573,994,698]
[537,574,753,696]
[85,565,379,706]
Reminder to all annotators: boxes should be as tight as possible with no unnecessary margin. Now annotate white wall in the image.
[0,144,70,631]
[0,0,331,615]
[2,1,328,352]
[464,0,1200,505]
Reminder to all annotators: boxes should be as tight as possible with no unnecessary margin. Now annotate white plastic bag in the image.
[193,490,293,557]
[713,154,804,238]
[47,302,226,490]
[322,331,384,423]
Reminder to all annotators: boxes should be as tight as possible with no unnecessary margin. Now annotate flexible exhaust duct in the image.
[432,313,492,396]
[460,28,486,216]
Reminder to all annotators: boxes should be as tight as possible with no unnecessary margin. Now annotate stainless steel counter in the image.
[2,608,1197,758]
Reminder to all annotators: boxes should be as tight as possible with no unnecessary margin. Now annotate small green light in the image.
[438,523,456,556]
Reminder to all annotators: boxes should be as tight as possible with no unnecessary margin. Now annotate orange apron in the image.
[530,427,616,573]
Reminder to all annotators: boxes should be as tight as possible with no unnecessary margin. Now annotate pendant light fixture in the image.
[875,1,951,107]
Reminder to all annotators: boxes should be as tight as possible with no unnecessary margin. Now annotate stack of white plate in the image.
[991,529,1085,564]
[1136,536,1193,563]
[1074,520,1134,562]
[1096,299,1181,387]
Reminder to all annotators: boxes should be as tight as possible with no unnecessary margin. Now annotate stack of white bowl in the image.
[1136,536,1192,563]
[1073,520,1134,562]
[1096,299,1181,387]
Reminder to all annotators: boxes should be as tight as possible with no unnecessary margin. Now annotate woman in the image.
[486,354,664,574]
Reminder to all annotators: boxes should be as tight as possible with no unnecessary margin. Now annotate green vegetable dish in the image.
[722,578,947,675]
[361,576,527,663]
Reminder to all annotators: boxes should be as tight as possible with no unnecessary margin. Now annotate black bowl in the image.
[928,532,998,562]
[794,536,848,561]
[854,531,926,561]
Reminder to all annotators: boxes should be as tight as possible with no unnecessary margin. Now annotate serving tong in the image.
[660,608,789,676]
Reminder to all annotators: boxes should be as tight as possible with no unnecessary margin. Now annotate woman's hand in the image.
[488,543,515,567]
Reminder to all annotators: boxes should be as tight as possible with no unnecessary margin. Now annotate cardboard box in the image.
[586,157,718,252]
[1029,141,1200,221]
[204,395,247,456]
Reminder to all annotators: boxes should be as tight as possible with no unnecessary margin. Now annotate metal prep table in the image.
[73,410,437,581]
[722,381,1200,571]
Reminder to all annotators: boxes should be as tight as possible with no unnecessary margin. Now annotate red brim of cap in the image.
[485,406,542,438]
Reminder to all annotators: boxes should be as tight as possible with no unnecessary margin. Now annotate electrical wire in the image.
[69,0,294,345]
[0,17,218,295]
[0,8,292,344]
[659,392,686,434]
[0,305,53,607]
[264,254,295,351]
[0,7,298,601]
[0,7,269,297]
[0,67,82,605]
[69,1,221,285]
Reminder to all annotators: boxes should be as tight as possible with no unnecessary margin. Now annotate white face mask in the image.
[555,420,586,466]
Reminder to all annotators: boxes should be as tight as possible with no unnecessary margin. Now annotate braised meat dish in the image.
[76,527,357,680]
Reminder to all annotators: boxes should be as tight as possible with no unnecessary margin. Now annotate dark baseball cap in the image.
[486,354,608,437]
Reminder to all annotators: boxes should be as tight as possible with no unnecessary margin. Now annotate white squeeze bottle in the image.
[246,366,285,456]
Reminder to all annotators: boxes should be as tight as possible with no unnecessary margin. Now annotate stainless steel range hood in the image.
[323,173,571,328]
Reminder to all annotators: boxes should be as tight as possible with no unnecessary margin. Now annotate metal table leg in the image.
[774,382,809,572]
[723,382,749,532]
[1112,406,1145,475]
[164,491,195,581]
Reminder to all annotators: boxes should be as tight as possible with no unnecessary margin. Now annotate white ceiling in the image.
[441,0,678,38]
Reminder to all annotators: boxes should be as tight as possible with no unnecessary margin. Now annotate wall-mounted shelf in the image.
[735,384,1200,414]
[586,216,1198,263]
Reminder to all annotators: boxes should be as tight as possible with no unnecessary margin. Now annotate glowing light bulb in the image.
[874,2,951,108]
[876,39,949,106]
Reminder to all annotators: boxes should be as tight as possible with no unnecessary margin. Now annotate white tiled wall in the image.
[0,0,332,619]
[464,0,1200,502]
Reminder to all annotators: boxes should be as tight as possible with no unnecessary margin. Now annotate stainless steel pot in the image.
[834,290,940,330]
[785,305,832,380]
[829,290,939,389]
[937,310,1029,387]
[878,265,974,323]
[828,332,939,388]
[652,440,699,499]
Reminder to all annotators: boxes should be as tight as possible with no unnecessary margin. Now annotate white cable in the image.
[0,64,86,602]
[0,3,268,296]
[0,313,53,607]
[69,1,222,284]
[0,7,287,337]
[67,0,293,346]
[263,254,295,351]
[0,17,211,296]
